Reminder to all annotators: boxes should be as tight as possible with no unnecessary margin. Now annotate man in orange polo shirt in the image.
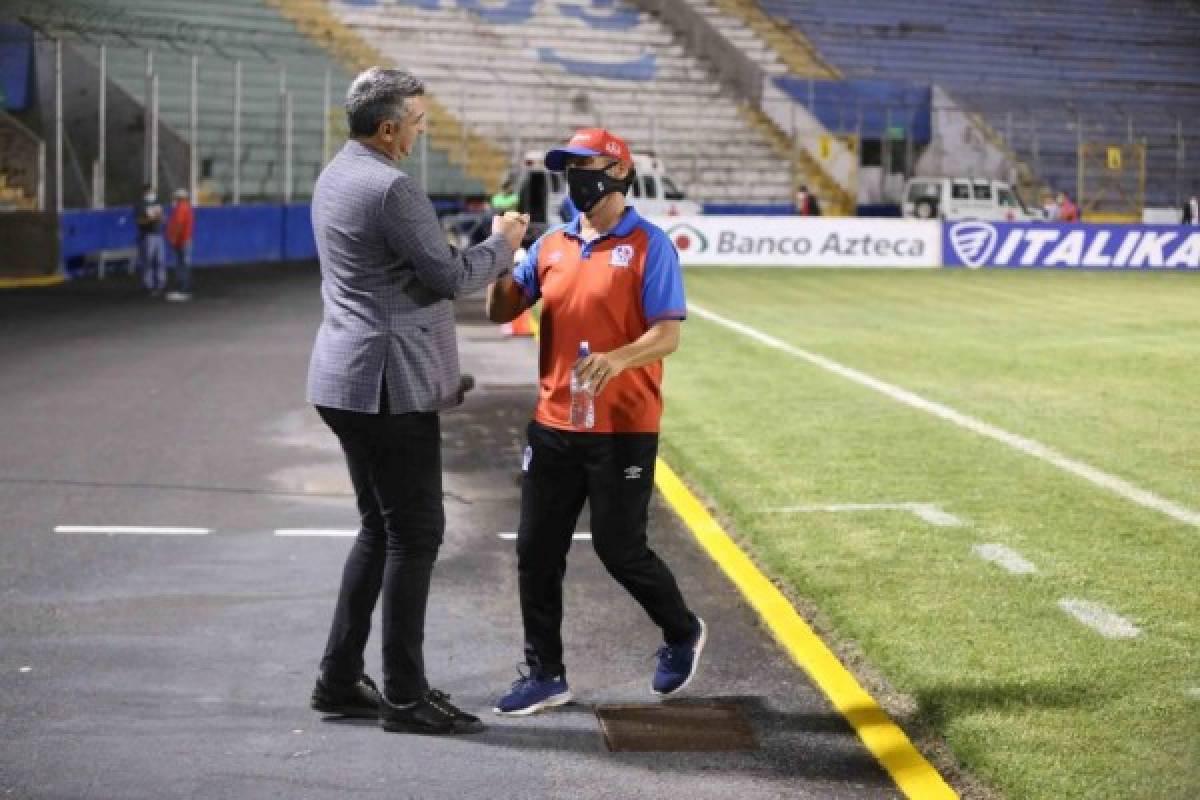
[485,128,705,716]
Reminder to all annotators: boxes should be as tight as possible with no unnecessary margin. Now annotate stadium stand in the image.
[756,0,1200,209]
[5,0,484,204]
[327,0,811,204]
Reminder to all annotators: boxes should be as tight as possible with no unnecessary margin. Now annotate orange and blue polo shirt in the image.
[513,206,686,434]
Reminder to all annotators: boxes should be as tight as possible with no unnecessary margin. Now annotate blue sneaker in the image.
[653,616,707,696]
[493,667,572,716]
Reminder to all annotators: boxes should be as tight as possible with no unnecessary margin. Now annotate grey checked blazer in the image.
[307,140,513,413]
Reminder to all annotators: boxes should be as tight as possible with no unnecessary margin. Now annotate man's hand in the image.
[573,321,682,395]
[576,351,628,396]
[492,211,530,250]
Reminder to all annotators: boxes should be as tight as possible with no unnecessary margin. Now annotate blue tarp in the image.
[702,203,795,216]
[775,78,932,143]
[192,205,285,265]
[557,1,639,30]
[61,208,138,260]
[0,23,33,111]
[60,204,316,267]
[283,205,317,262]
[457,0,536,23]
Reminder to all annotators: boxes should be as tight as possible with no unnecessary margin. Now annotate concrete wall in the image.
[915,86,1017,183]
[0,211,59,278]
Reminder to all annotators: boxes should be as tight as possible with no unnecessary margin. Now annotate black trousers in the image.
[517,420,697,679]
[315,401,444,702]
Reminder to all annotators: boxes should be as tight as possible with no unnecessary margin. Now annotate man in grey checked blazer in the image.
[306,67,529,735]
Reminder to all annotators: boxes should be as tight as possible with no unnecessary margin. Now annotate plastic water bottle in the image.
[569,341,595,429]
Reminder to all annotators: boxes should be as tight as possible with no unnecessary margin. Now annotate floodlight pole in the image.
[97,43,106,208]
[189,54,199,201]
[54,37,63,212]
[233,59,242,204]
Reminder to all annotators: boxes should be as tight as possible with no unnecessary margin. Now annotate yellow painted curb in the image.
[654,459,958,799]
[0,275,65,289]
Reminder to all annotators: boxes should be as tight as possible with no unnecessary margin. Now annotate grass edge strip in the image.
[654,457,958,799]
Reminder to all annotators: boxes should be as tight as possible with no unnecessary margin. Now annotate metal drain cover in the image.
[594,703,758,752]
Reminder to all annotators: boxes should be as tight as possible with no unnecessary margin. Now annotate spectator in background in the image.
[166,188,194,302]
[794,185,822,216]
[1182,193,1198,225]
[1056,191,1079,222]
[135,184,166,296]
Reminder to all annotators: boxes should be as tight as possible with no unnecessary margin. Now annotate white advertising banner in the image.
[647,216,942,268]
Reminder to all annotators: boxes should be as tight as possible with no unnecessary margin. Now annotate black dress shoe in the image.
[310,674,381,718]
[380,689,484,734]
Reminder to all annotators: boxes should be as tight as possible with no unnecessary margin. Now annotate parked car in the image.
[902,177,1044,221]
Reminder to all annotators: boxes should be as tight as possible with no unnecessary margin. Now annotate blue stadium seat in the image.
[536,47,656,81]
[757,0,1200,206]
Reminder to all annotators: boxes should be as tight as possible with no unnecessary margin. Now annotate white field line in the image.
[972,543,1038,575]
[760,502,965,527]
[690,303,1200,529]
[497,532,592,541]
[274,529,357,537]
[1057,598,1141,639]
[55,525,210,535]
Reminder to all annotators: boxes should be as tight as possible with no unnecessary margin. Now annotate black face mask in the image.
[566,164,634,213]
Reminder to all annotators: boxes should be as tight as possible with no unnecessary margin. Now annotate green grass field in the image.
[660,269,1200,800]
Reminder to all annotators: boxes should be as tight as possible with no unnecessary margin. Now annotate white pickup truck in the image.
[443,153,701,249]
[902,177,1044,221]
[517,151,700,226]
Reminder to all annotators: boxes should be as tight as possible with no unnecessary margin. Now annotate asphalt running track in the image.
[0,264,902,800]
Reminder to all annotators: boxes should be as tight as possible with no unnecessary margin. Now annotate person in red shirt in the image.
[795,184,822,216]
[165,188,195,301]
[1056,191,1079,223]
[485,128,705,716]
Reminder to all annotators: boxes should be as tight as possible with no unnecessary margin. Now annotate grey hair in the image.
[345,67,425,137]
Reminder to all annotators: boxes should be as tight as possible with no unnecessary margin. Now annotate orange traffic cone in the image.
[503,309,535,337]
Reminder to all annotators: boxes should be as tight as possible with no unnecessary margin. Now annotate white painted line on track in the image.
[759,502,965,527]
[972,543,1038,574]
[497,532,592,541]
[274,529,357,537]
[55,525,211,535]
[1057,598,1141,639]
[691,303,1200,529]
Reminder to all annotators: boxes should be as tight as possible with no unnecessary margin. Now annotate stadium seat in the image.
[756,0,1200,207]
[62,0,485,202]
[332,0,799,203]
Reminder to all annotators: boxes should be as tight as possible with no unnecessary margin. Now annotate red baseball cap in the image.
[544,128,633,171]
